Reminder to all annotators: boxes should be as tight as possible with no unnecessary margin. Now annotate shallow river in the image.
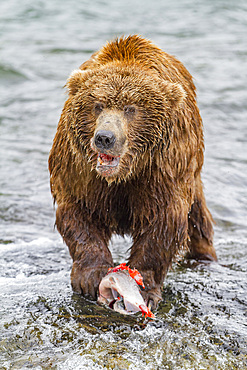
[0,0,247,369]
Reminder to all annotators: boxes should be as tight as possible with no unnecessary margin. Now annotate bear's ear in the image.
[161,81,186,109]
[66,69,89,95]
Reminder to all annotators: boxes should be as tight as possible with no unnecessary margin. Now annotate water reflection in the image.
[1,238,246,368]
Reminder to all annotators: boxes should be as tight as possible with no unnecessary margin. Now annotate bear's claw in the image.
[71,262,110,300]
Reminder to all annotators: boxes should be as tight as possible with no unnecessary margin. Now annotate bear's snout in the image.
[94,130,116,150]
[90,111,128,178]
[92,111,127,157]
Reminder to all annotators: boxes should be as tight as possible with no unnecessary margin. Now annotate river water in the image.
[0,0,247,369]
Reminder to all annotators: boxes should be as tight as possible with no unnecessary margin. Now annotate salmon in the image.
[98,264,155,318]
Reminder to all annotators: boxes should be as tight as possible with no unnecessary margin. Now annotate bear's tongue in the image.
[97,153,119,167]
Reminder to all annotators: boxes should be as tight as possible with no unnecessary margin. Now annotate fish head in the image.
[98,275,120,305]
[98,271,155,318]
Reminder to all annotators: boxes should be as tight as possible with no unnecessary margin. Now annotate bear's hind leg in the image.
[187,177,217,261]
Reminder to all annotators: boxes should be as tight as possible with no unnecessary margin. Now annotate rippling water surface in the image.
[0,0,247,369]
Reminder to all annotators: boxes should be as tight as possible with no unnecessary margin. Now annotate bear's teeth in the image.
[98,153,119,167]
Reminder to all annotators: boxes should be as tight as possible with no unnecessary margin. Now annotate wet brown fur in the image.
[49,35,216,307]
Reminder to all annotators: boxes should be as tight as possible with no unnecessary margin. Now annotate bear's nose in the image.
[94,130,116,150]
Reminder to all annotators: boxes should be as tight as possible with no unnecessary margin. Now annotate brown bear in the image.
[48,35,217,309]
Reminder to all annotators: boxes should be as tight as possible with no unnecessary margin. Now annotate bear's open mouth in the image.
[96,153,120,174]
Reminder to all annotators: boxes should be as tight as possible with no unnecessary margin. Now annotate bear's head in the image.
[66,63,185,183]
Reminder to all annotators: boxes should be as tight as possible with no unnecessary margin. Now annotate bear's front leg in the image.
[56,204,113,299]
[128,232,174,310]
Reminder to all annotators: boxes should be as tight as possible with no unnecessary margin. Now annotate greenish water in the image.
[0,0,247,369]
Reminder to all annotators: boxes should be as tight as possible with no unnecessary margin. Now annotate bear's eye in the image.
[94,102,104,115]
[124,105,136,116]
